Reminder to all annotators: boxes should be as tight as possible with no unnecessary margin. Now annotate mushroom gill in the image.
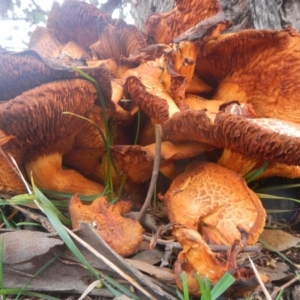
[195,27,300,123]
[163,107,300,166]
[0,79,106,196]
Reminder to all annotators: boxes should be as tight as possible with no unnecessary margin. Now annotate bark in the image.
[220,0,300,32]
[124,0,300,32]
[124,0,175,30]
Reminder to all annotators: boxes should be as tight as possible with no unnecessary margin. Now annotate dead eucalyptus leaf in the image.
[0,230,63,265]
[260,229,300,252]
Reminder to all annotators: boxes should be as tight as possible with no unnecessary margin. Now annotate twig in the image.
[137,124,162,222]
[10,204,55,233]
[270,275,299,298]
[143,235,262,252]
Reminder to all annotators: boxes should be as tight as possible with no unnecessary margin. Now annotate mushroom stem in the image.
[25,153,104,196]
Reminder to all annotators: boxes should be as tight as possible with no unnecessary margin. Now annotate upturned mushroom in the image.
[163,161,266,246]
[0,79,106,196]
[173,225,269,298]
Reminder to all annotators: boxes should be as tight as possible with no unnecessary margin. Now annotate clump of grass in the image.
[177,272,235,300]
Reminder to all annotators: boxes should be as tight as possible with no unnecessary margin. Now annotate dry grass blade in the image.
[248,256,272,300]
[78,279,102,300]
[64,226,156,300]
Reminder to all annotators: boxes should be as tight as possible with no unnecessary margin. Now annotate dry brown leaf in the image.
[260,229,300,252]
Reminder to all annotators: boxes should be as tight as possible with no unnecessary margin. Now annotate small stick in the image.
[137,124,162,222]
[270,275,299,298]
[143,235,262,252]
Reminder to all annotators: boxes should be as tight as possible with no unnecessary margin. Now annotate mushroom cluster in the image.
[2,0,300,296]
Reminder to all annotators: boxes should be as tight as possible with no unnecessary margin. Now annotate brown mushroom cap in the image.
[48,0,145,64]
[195,27,300,123]
[69,194,144,257]
[111,141,215,183]
[123,62,180,124]
[163,108,300,166]
[0,79,106,195]
[47,0,113,49]
[0,132,25,194]
[28,27,62,59]
[163,161,266,245]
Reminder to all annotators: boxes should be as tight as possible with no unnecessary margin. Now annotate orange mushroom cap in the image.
[163,161,266,246]
[69,194,144,257]
[195,27,300,123]
[0,79,106,195]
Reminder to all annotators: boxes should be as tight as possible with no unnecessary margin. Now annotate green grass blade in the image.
[134,109,141,145]
[275,288,285,300]
[256,193,300,204]
[181,272,190,300]
[0,209,14,229]
[32,181,139,298]
[99,272,139,299]
[256,183,300,193]
[196,273,211,300]
[176,288,184,300]
[244,161,268,183]
[210,273,235,300]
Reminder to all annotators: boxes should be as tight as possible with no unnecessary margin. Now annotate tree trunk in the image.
[220,0,300,32]
[125,0,300,32]
[124,0,175,30]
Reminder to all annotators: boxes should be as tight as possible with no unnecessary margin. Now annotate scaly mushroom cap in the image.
[69,194,144,257]
[163,108,300,166]
[0,79,106,195]
[144,0,226,44]
[195,27,300,123]
[173,225,268,297]
[163,162,266,245]
[111,141,215,183]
